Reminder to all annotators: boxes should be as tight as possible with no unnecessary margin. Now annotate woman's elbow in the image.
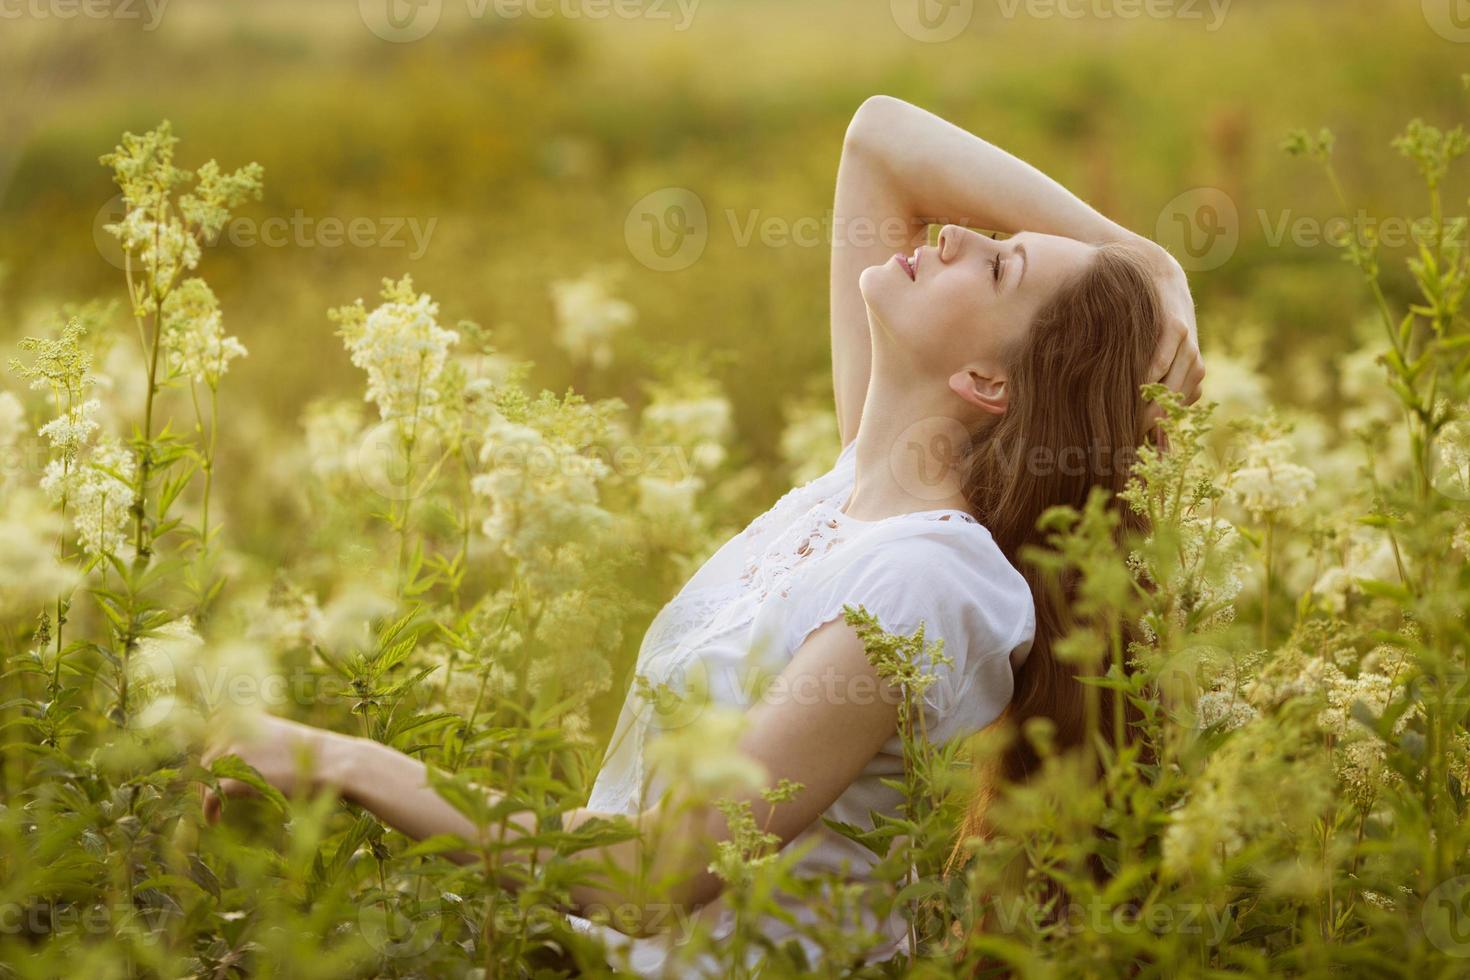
[843,94,909,160]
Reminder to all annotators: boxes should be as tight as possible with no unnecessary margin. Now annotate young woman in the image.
[202,95,1203,971]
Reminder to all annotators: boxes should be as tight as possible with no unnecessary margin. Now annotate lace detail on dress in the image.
[741,502,846,601]
[740,493,979,602]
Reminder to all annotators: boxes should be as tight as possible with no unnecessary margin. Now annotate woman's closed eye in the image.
[992,254,1003,285]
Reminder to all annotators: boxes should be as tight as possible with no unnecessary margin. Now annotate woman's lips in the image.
[895,251,917,280]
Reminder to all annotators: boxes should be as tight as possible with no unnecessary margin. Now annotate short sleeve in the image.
[773,521,1035,746]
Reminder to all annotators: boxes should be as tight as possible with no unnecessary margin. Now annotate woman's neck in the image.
[845,373,975,522]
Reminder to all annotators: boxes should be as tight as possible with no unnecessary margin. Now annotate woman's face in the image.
[859,225,1097,398]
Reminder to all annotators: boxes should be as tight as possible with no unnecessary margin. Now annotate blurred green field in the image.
[2,0,1466,556]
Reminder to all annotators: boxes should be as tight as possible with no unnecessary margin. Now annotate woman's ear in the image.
[948,369,1008,416]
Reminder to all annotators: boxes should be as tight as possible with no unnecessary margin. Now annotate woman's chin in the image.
[858,263,906,317]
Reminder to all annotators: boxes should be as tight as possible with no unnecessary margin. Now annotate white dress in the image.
[568,440,1036,975]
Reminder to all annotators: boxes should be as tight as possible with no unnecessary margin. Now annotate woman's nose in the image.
[937,224,966,262]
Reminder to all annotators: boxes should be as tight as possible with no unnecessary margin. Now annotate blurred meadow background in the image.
[4,0,1466,569]
[5,1,1470,974]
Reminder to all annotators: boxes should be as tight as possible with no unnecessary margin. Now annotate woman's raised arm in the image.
[831,95,1201,445]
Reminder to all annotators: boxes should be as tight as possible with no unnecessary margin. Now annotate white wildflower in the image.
[551,270,636,369]
[162,278,247,386]
[637,474,702,525]
[37,398,101,462]
[1337,738,1388,811]
[1454,520,1470,559]
[1311,530,1402,612]
[1229,433,1316,520]
[106,208,201,292]
[641,384,733,475]
[1201,350,1270,424]
[300,399,365,483]
[1197,688,1257,731]
[246,580,327,653]
[41,438,137,558]
[1433,419,1470,499]
[473,408,612,560]
[335,276,460,425]
[317,583,399,656]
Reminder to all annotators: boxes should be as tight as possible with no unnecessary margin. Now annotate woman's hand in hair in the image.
[1138,247,1204,439]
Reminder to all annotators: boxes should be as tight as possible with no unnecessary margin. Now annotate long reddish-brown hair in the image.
[954,242,1162,852]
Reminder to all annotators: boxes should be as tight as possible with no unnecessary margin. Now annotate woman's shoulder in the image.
[832,512,1029,603]
[788,514,1034,656]
[767,509,1036,744]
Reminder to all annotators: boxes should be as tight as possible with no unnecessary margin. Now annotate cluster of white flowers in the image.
[1310,529,1401,613]
[335,276,460,426]
[1181,517,1245,629]
[162,278,247,386]
[550,269,636,368]
[1196,687,1258,731]
[1435,419,1470,498]
[1135,515,1247,645]
[300,399,366,484]
[40,438,138,558]
[37,399,101,463]
[1455,519,1470,559]
[101,123,262,298]
[245,577,328,654]
[631,379,735,547]
[1229,431,1317,520]
[642,393,731,472]
[107,207,202,294]
[1244,641,1415,811]
[1200,349,1271,428]
[634,472,700,524]
[473,407,613,562]
[9,318,138,559]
